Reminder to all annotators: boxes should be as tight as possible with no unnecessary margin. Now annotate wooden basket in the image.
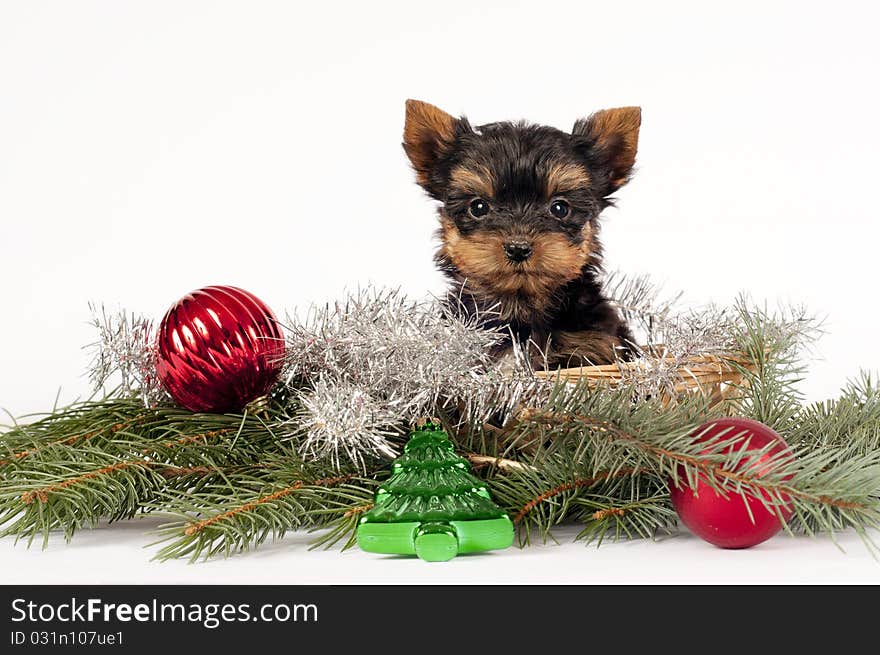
[533,349,756,409]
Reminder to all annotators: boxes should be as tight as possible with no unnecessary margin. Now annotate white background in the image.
[1,1,879,583]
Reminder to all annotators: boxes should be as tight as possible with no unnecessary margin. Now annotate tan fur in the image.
[449,164,495,197]
[545,162,591,197]
[440,217,595,320]
[582,107,641,188]
[547,331,622,367]
[403,99,457,187]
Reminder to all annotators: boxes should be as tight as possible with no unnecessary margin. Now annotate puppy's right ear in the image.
[403,99,461,198]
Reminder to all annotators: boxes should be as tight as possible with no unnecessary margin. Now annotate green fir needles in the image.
[1,279,879,561]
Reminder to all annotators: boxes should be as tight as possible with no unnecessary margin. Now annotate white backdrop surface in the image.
[1,1,879,584]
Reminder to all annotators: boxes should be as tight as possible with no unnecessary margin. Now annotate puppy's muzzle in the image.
[504,241,533,263]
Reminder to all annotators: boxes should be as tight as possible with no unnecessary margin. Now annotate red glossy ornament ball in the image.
[155,286,285,413]
[669,417,794,549]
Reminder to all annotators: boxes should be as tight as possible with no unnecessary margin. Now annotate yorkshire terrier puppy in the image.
[403,99,639,368]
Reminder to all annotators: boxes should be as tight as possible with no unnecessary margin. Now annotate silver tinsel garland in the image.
[87,275,813,468]
[280,288,543,466]
[87,304,169,407]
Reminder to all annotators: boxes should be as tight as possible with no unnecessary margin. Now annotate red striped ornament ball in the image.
[155,286,285,413]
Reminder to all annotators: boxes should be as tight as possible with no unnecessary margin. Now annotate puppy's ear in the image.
[572,107,641,194]
[403,99,461,197]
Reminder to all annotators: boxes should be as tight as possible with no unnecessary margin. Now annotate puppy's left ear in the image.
[403,99,462,198]
[572,107,641,194]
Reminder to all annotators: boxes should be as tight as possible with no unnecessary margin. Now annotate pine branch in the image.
[181,474,354,536]
[510,468,640,525]
[575,494,678,545]
[488,439,671,546]
[727,297,818,432]
[0,399,157,468]
[0,419,137,468]
[151,464,380,561]
[466,453,533,472]
[503,387,880,547]
[793,372,880,452]
[480,298,875,550]
[1,456,166,547]
[0,398,288,475]
[0,398,296,546]
[1,285,878,563]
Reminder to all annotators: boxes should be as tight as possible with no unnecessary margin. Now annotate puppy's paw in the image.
[546,330,627,368]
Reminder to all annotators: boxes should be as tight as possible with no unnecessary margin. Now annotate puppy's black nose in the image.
[504,241,533,263]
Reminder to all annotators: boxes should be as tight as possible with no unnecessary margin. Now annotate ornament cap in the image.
[414,416,442,431]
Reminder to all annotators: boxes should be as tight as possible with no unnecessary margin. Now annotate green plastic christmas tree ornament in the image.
[357,421,514,562]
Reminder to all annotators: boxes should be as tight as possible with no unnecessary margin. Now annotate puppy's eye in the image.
[468,198,490,218]
[549,199,570,219]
